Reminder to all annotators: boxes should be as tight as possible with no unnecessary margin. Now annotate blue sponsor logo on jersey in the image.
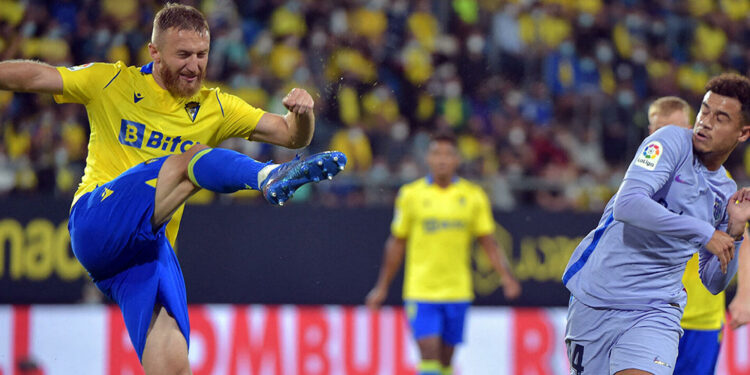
[118,119,198,153]
[423,218,466,232]
[118,120,145,148]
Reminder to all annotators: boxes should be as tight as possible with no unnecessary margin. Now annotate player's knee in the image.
[183,143,209,158]
[163,144,210,183]
[143,335,191,375]
[144,359,191,375]
[417,337,441,360]
[165,358,191,375]
[168,351,192,375]
[180,144,210,177]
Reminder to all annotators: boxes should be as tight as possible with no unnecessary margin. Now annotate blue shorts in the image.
[565,297,682,375]
[405,301,470,345]
[674,328,722,375]
[68,156,189,362]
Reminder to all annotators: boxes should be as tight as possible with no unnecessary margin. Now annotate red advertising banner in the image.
[0,305,748,374]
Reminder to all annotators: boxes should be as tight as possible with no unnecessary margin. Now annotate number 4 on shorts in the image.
[570,344,584,374]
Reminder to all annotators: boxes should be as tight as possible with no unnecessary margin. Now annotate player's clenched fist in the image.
[729,188,750,222]
[732,187,750,204]
[705,230,735,273]
[283,88,314,115]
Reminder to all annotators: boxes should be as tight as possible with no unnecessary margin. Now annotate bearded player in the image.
[0,3,346,374]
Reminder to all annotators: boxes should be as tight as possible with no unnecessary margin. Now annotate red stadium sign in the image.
[2,305,750,374]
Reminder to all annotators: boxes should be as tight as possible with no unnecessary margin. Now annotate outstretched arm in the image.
[250,88,314,149]
[730,226,750,329]
[365,235,407,309]
[0,60,62,95]
[477,234,521,299]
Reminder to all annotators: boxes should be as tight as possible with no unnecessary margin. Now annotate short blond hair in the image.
[648,96,691,121]
[152,3,209,45]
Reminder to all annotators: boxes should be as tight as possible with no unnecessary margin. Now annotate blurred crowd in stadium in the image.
[2,0,750,211]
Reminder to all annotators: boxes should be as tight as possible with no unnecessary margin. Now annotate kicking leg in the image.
[152,145,347,226]
[152,144,209,227]
[142,305,192,375]
[258,151,346,205]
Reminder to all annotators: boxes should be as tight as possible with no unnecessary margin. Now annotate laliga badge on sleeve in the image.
[635,141,663,171]
[67,63,94,71]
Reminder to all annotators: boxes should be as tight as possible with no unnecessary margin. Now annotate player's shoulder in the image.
[211,83,252,101]
[60,61,123,75]
[398,177,429,196]
[209,85,255,110]
[403,177,427,190]
[638,125,693,164]
[648,125,693,147]
[105,60,134,74]
[117,61,159,82]
[200,81,223,95]
[455,177,480,189]
[455,177,485,192]
[716,166,738,191]
[193,85,221,104]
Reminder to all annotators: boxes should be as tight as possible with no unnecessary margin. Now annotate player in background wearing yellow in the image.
[648,96,750,374]
[0,4,346,374]
[365,132,521,375]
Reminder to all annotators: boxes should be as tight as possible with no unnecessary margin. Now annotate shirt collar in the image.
[426,174,458,185]
[140,62,154,74]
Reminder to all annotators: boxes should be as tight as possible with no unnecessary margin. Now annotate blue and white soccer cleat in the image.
[260,151,347,206]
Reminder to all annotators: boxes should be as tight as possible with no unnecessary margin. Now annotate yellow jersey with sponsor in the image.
[680,252,725,330]
[54,61,265,245]
[391,176,495,301]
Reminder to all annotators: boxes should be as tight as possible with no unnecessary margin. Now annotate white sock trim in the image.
[258,164,279,187]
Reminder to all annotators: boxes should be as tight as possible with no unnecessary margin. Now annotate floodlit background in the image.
[2,0,750,374]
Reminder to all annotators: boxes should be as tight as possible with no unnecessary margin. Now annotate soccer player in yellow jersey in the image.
[365,132,521,375]
[648,96,750,374]
[0,4,347,374]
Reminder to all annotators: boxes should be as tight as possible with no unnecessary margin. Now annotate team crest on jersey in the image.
[185,101,200,122]
[67,63,94,71]
[714,197,723,222]
[635,141,663,171]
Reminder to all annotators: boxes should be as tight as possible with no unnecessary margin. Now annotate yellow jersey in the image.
[391,176,495,301]
[681,252,725,330]
[54,61,266,245]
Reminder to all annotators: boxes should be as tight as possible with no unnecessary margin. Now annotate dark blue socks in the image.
[187,148,269,193]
